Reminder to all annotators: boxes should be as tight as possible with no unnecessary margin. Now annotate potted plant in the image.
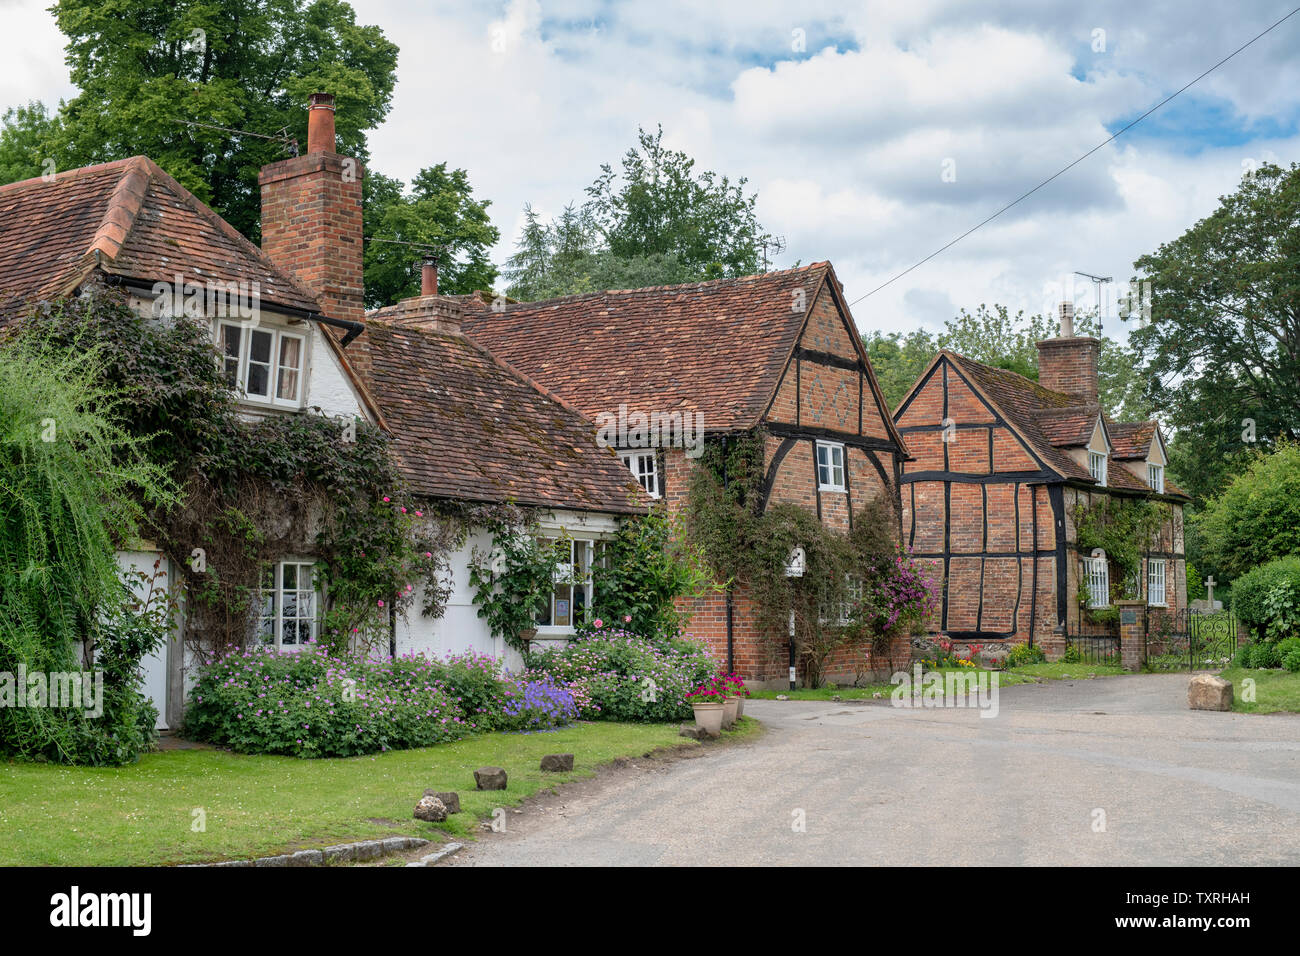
[718,670,750,719]
[687,681,725,735]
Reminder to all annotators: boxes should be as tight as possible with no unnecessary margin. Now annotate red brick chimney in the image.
[1037,301,1099,405]
[258,92,365,325]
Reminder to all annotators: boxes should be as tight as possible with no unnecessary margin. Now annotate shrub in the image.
[182,645,477,757]
[526,625,714,722]
[1284,648,1300,673]
[439,652,511,730]
[1233,556,1300,639]
[499,677,578,730]
[1006,642,1047,667]
[1196,442,1300,579]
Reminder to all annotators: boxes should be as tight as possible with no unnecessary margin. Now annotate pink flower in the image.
[624,615,632,623]
[377,599,385,608]
[382,497,390,503]
[593,618,603,628]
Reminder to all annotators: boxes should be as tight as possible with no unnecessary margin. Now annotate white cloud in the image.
[2,0,1296,343]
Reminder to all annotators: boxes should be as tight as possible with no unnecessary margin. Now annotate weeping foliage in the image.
[0,331,174,763]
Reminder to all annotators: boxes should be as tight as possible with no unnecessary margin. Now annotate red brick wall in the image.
[898,357,1058,652]
[669,283,905,685]
[259,152,365,325]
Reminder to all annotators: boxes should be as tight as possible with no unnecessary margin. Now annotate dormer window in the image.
[218,321,305,408]
[618,449,660,498]
[1088,450,1108,486]
[1148,463,1164,493]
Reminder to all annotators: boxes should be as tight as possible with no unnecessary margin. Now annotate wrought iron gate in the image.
[1144,608,1237,671]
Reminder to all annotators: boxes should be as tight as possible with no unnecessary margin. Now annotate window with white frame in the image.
[534,537,604,630]
[1148,463,1164,493]
[1085,555,1110,608]
[258,560,318,649]
[218,321,305,408]
[1148,558,1167,607]
[816,441,846,492]
[618,449,660,498]
[1088,450,1108,486]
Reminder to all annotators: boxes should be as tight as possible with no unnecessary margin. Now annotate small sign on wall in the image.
[555,599,570,627]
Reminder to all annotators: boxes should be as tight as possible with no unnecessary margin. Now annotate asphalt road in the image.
[448,674,1300,866]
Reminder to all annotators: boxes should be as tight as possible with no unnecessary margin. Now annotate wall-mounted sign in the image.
[784,546,806,578]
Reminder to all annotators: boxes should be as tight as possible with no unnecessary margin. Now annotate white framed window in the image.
[1148,463,1164,493]
[1085,555,1110,608]
[618,449,660,498]
[839,575,864,624]
[218,321,305,408]
[1088,451,1108,486]
[1148,558,1167,607]
[258,560,318,650]
[816,441,846,492]
[534,537,604,631]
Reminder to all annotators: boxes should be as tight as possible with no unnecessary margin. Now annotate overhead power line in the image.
[849,6,1300,306]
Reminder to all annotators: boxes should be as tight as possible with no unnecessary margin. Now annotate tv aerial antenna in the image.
[1074,270,1112,335]
[759,234,787,273]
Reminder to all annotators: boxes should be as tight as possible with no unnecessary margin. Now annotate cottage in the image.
[892,303,1190,658]
[463,263,912,685]
[0,94,641,725]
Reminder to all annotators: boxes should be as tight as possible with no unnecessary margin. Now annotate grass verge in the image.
[1219,665,1300,714]
[748,667,1035,700]
[0,720,747,866]
[1008,662,1127,680]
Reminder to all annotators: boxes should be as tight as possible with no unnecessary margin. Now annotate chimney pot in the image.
[1059,301,1075,338]
[421,256,439,297]
[307,92,336,154]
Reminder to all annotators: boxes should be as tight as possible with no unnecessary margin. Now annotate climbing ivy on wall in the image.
[1072,493,1166,605]
[19,291,462,658]
[684,428,935,686]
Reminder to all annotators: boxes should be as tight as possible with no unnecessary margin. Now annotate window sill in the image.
[818,485,847,494]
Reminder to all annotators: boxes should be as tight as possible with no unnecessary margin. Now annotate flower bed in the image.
[182,645,578,757]
[526,622,714,722]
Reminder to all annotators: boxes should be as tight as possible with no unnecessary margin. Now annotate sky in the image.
[2,0,1297,339]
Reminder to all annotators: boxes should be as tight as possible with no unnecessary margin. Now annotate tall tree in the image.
[863,306,1152,419]
[504,126,770,300]
[1129,162,1300,504]
[362,165,500,308]
[863,329,938,410]
[0,0,398,240]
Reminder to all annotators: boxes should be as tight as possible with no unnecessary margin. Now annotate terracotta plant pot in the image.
[692,701,725,736]
[722,696,739,728]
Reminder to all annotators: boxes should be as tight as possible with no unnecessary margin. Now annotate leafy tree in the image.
[863,329,938,409]
[862,305,1152,418]
[1192,441,1300,582]
[1129,162,1300,503]
[0,0,398,240]
[504,127,770,299]
[362,165,500,308]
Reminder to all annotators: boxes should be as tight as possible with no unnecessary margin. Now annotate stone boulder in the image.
[540,753,574,772]
[413,795,448,822]
[424,790,460,814]
[1188,674,1233,711]
[474,766,508,790]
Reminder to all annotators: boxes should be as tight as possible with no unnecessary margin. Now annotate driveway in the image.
[448,674,1300,866]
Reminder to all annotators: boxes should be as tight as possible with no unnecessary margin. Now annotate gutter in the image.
[101,274,366,346]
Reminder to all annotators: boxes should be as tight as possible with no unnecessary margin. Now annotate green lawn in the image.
[749,667,1036,701]
[1008,662,1127,680]
[1219,666,1300,714]
[0,720,754,866]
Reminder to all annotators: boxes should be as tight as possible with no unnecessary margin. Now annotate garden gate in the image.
[1144,608,1238,671]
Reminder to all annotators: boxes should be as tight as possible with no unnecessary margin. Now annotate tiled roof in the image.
[352,310,645,514]
[944,351,1187,498]
[0,156,320,320]
[462,264,835,432]
[1108,421,1155,459]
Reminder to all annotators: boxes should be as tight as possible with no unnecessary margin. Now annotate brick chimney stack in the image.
[258,92,365,325]
[1037,301,1099,405]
